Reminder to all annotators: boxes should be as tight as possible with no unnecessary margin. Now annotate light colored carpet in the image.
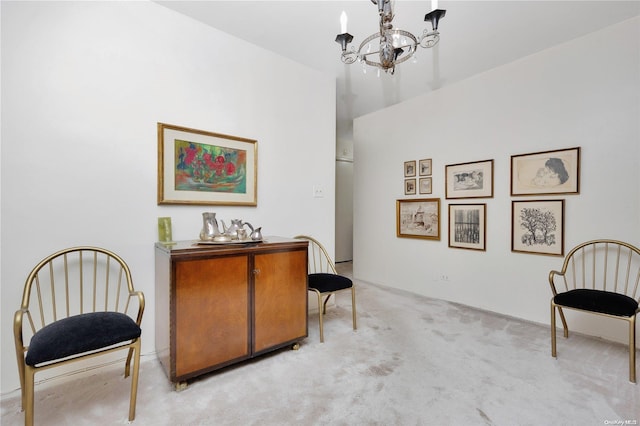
[2,263,638,425]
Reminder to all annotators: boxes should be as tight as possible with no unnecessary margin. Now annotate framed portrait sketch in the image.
[512,199,564,256]
[158,123,257,206]
[404,160,417,177]
[396,198,440,240]
[448,204,486,251]
[511,147,580,196]
[419,177,432,194]
[445,159,494,199]
[405,179,417,195]
[419,159,432,176]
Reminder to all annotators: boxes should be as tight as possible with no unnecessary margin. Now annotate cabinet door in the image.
[253,249,308,353]
[174,255,250,378]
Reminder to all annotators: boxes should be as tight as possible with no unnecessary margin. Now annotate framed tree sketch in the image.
[158,122,258,206]
[404,160,417,177]
[419,159,432,176]
[448,204,486,251]
[511,147,580,196]
[419,177,432,194]
[405,179,417,195]
[512,199,564,256]
[445,159,494,199]
[396,198,440,240]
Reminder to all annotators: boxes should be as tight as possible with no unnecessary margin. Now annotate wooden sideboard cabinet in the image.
[155,237,308,388]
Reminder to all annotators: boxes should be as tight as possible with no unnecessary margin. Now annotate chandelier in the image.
[335,0,446,75]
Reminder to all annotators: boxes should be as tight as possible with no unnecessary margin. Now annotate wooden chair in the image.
[294,235,356,342]
[13,247,145,425]
[549,239,640,382]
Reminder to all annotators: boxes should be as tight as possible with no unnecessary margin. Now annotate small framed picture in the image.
[405,179,416,195]
[396,198,440,240]
[419,177,432,194]
[419,159,432,176]
[511,147,580,196]
[448,204,486,251]
[512,199,564,256]
[445,159,494,199]
[404,160,417,177]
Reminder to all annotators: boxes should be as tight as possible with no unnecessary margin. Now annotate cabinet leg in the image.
[175,381,188,392]
[291,342,300,351]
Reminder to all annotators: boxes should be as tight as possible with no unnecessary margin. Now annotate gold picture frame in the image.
[158,123,257,206]
[405,179,417,195]
[396,198,441,240]
[404,160,417,177]
[419,177,432,194]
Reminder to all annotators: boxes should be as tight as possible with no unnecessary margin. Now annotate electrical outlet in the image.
[440,274,449,281]
[313,185,324,198]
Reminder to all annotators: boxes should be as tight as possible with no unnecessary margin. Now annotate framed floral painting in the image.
[157,123,257,206]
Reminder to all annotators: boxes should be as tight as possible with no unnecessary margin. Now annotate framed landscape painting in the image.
[511,147,580,196]
[512,199,564,256]
[445,159,494,199]
[158,123,258,206]
[396,198,440,240]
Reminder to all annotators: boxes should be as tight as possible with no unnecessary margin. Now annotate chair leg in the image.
[551,301,557,358]
[322,294,332,315]
[629,316,636,383]
[351,287,357,331]
[558,306,569,338]
[311,290,324,343]
[24,365,35,426]
[129,340,141,421]
[125,347,134,378]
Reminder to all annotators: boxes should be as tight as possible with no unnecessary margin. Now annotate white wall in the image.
[354,18,640,345]
[0,1,335,394]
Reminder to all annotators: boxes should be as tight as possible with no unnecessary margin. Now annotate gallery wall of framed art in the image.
[399,147,580,257]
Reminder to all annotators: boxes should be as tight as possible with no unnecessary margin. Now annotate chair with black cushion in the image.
[294,235,356,342]
[549,239,640,383]
[13,247,145,425]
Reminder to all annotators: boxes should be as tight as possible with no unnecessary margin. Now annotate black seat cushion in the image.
[554,289,639,317]
[26,312,141,366]
[309,273,353,293]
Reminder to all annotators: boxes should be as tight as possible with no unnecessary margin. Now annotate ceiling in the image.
[157,1,640,140]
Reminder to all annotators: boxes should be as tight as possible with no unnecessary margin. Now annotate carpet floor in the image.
[2,262,638,425]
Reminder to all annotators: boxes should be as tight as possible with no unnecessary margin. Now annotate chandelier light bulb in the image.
[340,11,348,34]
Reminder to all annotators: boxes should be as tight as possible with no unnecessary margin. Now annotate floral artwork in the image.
[158,123,257,206]
[174,140,247,194]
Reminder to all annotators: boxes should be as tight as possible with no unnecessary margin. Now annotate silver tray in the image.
[196,239,263,245]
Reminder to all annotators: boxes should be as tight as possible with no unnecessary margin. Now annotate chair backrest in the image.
[18,247,141,339]
[294,235,337,274]
[554,240,640,302]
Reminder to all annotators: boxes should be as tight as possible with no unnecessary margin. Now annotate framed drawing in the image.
[445,159,494,199]
[448,204,486,251]
[419,159,432,176]
[405,179,417,195]
[404,160,416,177]
[158,123,257,206]
[396,198,440,240]
[512,199,564,256]
[511,147,580,196]
[419,177,432,194]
